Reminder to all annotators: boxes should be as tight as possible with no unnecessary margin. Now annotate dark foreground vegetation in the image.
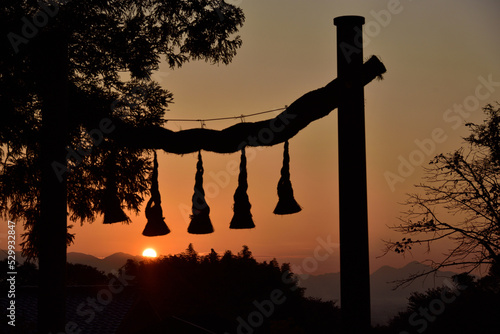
[374,266,500,334]
[2,246,499,333]
[117,245,339,333]
[1,245,339,333]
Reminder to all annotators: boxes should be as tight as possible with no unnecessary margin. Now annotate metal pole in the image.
[334,16,371,334]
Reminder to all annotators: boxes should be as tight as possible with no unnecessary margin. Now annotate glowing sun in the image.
[142,248,158,258]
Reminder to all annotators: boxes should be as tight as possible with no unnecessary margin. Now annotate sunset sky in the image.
[3,0,500,275]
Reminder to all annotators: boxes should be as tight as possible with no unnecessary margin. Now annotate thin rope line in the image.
[171,316,218,334]
[165,107,286,122]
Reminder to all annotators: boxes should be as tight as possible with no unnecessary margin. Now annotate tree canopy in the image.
[0,0,245,258]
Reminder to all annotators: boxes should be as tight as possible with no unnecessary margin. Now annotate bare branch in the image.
[384,107,500,284]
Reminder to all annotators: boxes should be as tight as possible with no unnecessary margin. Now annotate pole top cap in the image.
[333,15,365,26]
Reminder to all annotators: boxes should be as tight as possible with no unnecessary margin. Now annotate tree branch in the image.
[390,260,486,289]
[109,55,386,154]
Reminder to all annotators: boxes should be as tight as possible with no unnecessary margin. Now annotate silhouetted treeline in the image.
[374,270,500,334]
[117,244,340,333]
[0,259,109,288]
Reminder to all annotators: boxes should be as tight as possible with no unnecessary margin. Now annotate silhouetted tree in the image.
[66,262,108,285]
[382,272,500,334]
[238,244,255,261]
[385,104,500,285]
[182,243,199,263]
[0,0,244,259]
[206,248,219,264]
[1,2,244,333]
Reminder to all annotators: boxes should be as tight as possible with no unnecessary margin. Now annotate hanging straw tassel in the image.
[102,174,130,224]
[142,152,171,236]
[230,147,255,229]
[188,151,214,234]
[274,140,302,215]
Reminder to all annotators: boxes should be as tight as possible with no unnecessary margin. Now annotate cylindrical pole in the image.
[36,30,69,334]
[333,16,371,334]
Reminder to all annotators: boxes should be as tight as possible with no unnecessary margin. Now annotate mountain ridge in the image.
[298,260,459,325]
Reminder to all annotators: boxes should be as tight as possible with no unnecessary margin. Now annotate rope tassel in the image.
[101,159,130,224]
[142,152,170,236]
[188,151,214,234]
[102,181,130,224]
[274,140,302,215]
[230,147,255,229]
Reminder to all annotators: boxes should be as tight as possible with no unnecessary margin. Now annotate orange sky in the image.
[2,0,500,275]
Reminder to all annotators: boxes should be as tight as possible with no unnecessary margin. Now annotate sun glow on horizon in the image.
[142,248,158,258]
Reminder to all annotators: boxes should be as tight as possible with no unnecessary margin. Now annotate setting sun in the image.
[142,248,158,258]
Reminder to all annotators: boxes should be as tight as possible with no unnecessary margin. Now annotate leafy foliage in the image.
[378,272,500,334]
[0,0,244,259]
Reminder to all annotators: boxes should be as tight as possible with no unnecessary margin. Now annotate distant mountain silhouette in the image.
[65,252,103,269]
[297,261,458,325]
[0,250,141,273]
[67,252,144,273]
